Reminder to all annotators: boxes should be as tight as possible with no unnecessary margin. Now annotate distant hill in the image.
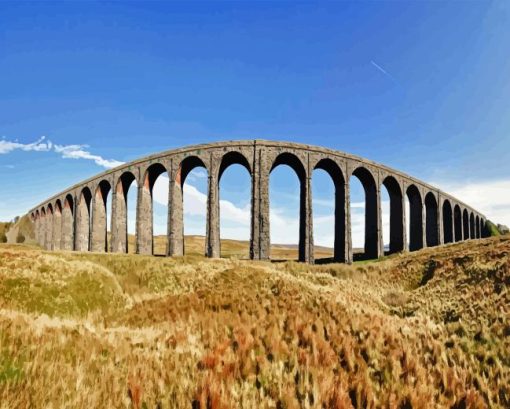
[3,214,35,244]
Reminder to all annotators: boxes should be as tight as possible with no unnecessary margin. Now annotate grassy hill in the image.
[0,237,508,408]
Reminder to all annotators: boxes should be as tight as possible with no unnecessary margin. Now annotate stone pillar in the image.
[168,167,184,257]
[75,198,90,252]
[402,193,408,252]
[459,214,464,242]
[206,172,220,258]
[61,201,74,251]
[344,181,353,264]
[34,217,39,245]
[421,203,427,249]
[438,199,444,246]
[91,188,107,252]
[43,215,47,248]
[299,175,314,263]
[250,145,270,260]
[111,183,128,253]
[53,207,62,250]
[376,184,384,257]
[249,146,260,260]
[136,177,153,255]
[46,211,53,250]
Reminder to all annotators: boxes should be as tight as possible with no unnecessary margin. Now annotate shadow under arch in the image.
[313,158,345,262]
[406,184,423,251]
[170,155,208,256]
[91,180,112,252]
[62,194,74,250]
[425,192,439,247]
[46,203,54,250]
[475,215,480,238]
[351,166,378,260]
[76,187,92,252]
[218,151,252,258]
[40,207,47,248]
[137,163,169,255]
[454,204,462,242]
[469,212,475,239]
[53,199,63,250]
[34,210,40,245]
[269,152,307,262]
[111,171,137,253]
[382,175,404,254]
[463,209,469,240]
[442,199,453,244]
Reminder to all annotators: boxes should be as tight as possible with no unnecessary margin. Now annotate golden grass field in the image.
[0,235,508,408]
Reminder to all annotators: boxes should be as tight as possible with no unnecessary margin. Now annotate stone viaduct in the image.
[28,140,488,264]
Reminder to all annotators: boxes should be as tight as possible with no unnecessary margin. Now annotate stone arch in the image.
[270,152,308,262]
[442,199,453,244]
[217,151,252,258]
[218,151,251,180]
[382,175,404,254]
[406,184,423,251]
[463,208,469,240]
[62,194,74,250]
[314,158,346,262]
[351,166,379,259]
[425,192,439,247]
[111,171,137,253]
[475,215,480,238]
[469,212,475,239]
[137,163,169,255]
[169,156,208,256]
[53,199,63,250]
[75,187,92,252]
[454,204,462,241]
[91,180,112,252]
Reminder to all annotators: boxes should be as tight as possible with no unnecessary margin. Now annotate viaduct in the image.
[28,140,488,264]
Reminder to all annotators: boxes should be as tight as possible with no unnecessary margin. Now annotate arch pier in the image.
[28,140,488,264]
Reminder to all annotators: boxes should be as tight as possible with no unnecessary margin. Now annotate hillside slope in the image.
[0,237,508,408]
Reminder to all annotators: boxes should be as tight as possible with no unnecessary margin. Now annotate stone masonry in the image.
[28,140,489,263]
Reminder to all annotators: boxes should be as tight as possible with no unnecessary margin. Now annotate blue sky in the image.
[1,1,510,247]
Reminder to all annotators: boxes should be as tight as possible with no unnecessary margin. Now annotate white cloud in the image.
[0,136,124,169]
[54,144,124,169]
[0,136,52,154]
[432,179,510,227]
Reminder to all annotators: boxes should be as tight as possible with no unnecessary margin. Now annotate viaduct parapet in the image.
[28,140,488,263]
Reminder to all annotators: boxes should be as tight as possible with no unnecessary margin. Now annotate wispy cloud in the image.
[0,136,52,154]
[0,136,123,169]
[54,144,124,169]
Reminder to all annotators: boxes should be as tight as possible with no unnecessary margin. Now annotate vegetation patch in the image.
[0,236,508,408]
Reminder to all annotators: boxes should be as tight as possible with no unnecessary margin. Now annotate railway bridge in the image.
[28,140,487,263]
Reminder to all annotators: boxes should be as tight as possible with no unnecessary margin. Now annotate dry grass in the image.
[0,237,508,408]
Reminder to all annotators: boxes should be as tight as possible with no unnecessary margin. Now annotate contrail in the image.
[371,60,396,82]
